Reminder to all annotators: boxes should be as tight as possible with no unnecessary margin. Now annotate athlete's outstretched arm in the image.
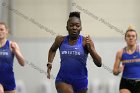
[10,41,25,66]
[113,50,123,75]
[47,35,63,79]
[85,35,102,67]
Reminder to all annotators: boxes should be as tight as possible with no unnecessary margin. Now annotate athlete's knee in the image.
[0,84,4,93]
[120,89,131,93]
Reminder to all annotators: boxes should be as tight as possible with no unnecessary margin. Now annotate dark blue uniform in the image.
[56,35,88,92]
[0,40,15,91]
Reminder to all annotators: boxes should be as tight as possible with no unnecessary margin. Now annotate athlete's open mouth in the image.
[72,32,78,35]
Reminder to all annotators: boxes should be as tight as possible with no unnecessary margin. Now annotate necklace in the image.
[0,44,2,48]
[126,45,137,54]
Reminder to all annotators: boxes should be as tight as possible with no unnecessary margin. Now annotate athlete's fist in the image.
[11,41,18,53]
[85,35,95,49]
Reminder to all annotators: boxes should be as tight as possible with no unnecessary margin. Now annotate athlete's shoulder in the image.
[117,49,123,54]
[53,35,67,47]
[55,35,66,42]
[116,49,123,58]
[55,35,65,39]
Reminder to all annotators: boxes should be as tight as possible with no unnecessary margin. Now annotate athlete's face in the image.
[67,17,82,39]
[0,24,8,39]
[125,31,137,46]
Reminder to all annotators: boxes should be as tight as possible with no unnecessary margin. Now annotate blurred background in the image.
[0,0,140,93]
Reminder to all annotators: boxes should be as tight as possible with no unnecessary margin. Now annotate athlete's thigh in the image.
[4,90,16,93]
[55,82,74,93]
[120,89,131,93]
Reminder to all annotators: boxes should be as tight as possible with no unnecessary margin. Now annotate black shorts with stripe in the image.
[120,78,140,93]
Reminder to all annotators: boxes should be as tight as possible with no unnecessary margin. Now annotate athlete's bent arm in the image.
[89,47,102,67]
[113,50,123,75]
[47,35,63,79]
[85,36,102,67]
[11,41,25,66]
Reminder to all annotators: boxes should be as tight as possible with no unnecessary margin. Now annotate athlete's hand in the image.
[11,41,18,53]
[85,35,95,50]
[119,65,124,73]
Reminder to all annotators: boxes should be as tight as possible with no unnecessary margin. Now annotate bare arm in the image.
[84,35,102,67]
[47,35,64,79]
[113,50,123,75]
[10,41,25,66]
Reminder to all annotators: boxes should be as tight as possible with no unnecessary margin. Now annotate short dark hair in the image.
[67,11,81,25]
[69,11,80,19]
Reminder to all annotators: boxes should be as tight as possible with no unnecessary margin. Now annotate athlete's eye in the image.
[0,28,4,31]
